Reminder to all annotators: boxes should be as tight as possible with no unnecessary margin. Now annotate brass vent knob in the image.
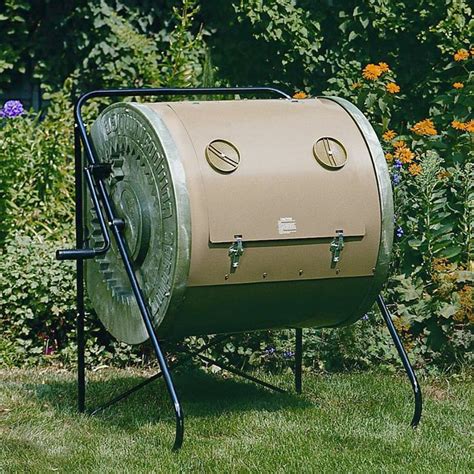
[206,139,240,173]
[313,137,347,169]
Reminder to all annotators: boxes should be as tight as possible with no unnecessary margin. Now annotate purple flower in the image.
[392,173,401,185]
[1,100,24,118]
[264,346,276,355]
[394,159,402,170]
[396,226,404,238]
[362,314,369,321]
[283,350,295,359]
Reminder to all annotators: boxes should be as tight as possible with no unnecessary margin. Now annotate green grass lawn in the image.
[0,367,472,473]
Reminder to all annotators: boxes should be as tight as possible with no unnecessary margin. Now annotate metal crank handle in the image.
[56,248,97,260]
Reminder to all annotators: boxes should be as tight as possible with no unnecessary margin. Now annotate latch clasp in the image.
[330,230,344,268]
[228,236,244,272]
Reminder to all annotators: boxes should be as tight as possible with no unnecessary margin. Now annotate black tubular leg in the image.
[110,224,184,450]
[377,295,422,427]
[75,126,86,413]
[295,328,303,394]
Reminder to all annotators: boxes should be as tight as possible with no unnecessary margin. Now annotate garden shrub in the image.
[0,235,150,367]
[0,88,74,245]
[0,1,472,372]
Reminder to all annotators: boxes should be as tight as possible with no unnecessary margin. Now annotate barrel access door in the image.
[166,98,381,284]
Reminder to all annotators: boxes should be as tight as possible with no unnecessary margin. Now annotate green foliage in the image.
[0,0,207,94]
[0,235,153,368]
[0,0,472,372]
[0,236,76,366]
[82,0,206,89]
[0,87,74,243]
[233,0,323,83]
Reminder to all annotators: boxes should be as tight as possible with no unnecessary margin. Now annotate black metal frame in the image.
[57,86,421,451]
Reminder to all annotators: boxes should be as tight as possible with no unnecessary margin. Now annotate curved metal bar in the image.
[56,167,111,260]
[63,85,290,450]
[377,295,422,427]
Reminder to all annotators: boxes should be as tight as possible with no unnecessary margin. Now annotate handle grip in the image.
[56,248,97,260]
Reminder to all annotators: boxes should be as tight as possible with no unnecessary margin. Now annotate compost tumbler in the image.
[56,88,421,451]
[85,97,393,344]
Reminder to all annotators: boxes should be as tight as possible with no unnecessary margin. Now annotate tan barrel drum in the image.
[85,97,393,344]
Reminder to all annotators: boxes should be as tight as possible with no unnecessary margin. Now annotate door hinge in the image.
[228,236,244,272]
[330,230,344,268]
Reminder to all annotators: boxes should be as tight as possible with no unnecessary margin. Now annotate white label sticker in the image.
[278,217,297,235]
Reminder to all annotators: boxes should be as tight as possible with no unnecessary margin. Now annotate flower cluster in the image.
[451,120,474,133]
[383,129,423,182]
[455,285,473,323]
[408,163,422,176]
[364,62,389,78]
[361,62,400,95]
[0,100,24,118]
[264,346,276,355]
[411,119,438,136]
[392,173,401,185]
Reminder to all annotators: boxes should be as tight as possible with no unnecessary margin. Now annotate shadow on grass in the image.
[30,368,311,427]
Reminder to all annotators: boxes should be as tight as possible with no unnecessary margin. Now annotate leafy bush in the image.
[0,235,151,368]
[0,88,74,244]
[322,49,473,371]
[0,1,472,372]
[0,235,76,366]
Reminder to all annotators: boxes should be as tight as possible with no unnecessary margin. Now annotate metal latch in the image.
[330,230,344,268]
[228,235,244,272]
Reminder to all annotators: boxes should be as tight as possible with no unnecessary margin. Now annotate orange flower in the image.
[386,82,400,94]
[393,140,406,149]
[293,91,308,99]
[465,120,474,133]
[385,152,394,162]
[451,120,474,132]
[437,170,451,180]
[453,82,464,89]
[395,147,415,164]
[454,49,469,61]
[411,119,438,136]
[408,163,422,176]
[382,130,397,141]
[362,63,383,80]
[378,62,390,72]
